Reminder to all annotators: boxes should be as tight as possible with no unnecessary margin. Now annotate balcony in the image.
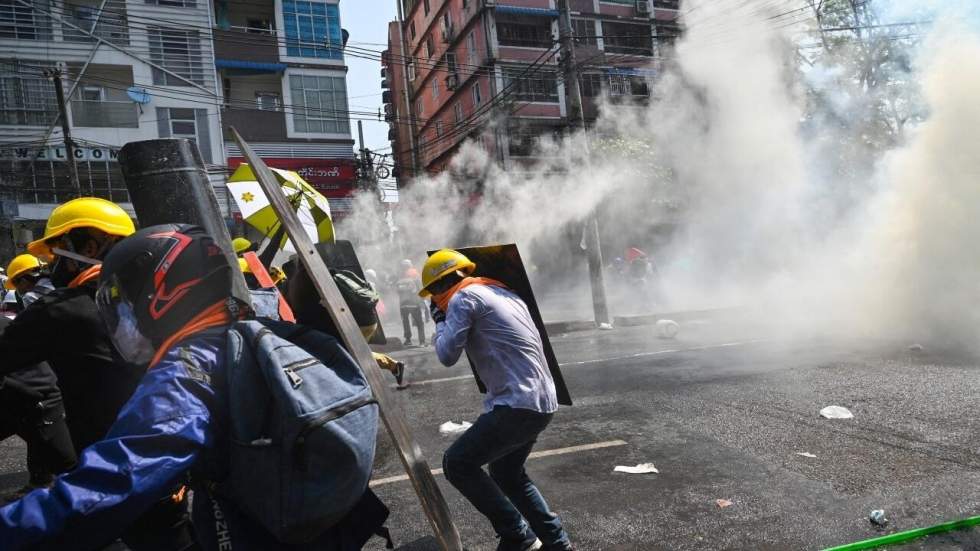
[222,108,287,142]
[214,28,279,64]
[70,100,138,128]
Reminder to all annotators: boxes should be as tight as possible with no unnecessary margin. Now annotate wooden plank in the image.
[231,129,464,551]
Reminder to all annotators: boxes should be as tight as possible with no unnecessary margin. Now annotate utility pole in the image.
[557,0,611,327]
[46,69,81,191]
[357,120,378,194]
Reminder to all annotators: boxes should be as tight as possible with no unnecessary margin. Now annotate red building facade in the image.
[383,0,680,182]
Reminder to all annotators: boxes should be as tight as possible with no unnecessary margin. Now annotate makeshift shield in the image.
[283,240,388,346]
[430,244,572,406]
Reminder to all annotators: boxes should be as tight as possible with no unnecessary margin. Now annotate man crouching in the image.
[421,249,573,551]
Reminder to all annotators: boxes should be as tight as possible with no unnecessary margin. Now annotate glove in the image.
[429,300,446,324]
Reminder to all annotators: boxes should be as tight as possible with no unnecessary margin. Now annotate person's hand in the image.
[429,300,446,324]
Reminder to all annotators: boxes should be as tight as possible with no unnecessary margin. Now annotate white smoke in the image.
[338,0,980,348]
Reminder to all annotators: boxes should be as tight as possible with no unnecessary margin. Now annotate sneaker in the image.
[496,536,542,551]
[394,361,408,388]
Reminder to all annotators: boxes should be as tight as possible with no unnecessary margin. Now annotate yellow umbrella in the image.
[227,164,335,249]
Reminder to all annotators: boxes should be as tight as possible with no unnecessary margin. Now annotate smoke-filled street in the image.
[361,316,980,551]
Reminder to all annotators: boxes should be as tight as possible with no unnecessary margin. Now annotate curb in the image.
[544,308,740,335]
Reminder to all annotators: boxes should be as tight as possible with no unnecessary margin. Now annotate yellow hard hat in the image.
[4,254,42,290]
[419,249,475,297]
[238,257,252,274]
[232,237,252,254]
[28,197,135,258]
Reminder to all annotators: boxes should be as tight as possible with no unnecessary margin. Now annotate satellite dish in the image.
[126,86,151,104]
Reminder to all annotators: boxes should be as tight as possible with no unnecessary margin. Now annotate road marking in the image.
[410,374,475,386]
[560,338,771,367]
[402,339,773,387]
[369,439,629,487]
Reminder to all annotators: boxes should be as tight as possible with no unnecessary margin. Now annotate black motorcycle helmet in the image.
[96,224,233,363]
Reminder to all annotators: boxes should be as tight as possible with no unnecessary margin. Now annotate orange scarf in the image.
[149,301,237,368]
[68,265,102,289]
[432,277,508,312]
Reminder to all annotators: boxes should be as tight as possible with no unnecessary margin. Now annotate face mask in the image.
[111,301,155,365]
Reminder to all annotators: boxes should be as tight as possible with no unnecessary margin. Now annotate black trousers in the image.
[401,306,425,344]
[0,392,76,486]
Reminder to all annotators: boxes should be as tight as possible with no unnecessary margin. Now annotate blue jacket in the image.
[0,330,386,550]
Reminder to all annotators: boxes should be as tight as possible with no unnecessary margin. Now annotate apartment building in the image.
[214,0,358,217]
[382,0,679,179]
[0,0,226,255]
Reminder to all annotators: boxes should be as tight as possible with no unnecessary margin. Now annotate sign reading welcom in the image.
[0,146,120,162]
[226,157,356,195]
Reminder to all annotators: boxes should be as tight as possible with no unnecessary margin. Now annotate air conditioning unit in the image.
[636,0,650,15]
[445,73,459,90]
[382,90,392,103]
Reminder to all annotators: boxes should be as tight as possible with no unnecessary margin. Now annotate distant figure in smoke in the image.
[626,248,662,308]
[395,259,426,346]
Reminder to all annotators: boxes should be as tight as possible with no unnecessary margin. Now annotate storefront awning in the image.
[495,5,559,17]
[215,59,287,73]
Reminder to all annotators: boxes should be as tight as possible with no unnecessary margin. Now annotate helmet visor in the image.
[96,275,155,365]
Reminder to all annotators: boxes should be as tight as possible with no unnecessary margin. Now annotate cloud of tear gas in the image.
[338,0,980,347]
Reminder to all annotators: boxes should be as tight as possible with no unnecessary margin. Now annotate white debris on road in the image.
[613,463,659,474]
[656,320,679,339]
[438,421,473,435]
[796,452,817,458]
[819,406,854,419]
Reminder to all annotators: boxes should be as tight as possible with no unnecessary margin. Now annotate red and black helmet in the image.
[96,224,233,355]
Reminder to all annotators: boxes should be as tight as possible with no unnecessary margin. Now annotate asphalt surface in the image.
[1,314,978,550]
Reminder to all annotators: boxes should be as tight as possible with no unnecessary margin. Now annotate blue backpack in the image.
[219,319,380,544]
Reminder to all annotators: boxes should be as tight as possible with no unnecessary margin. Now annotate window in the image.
[256,92,280,110]
[0,0,53,40]
[169,108,197,138]
[656,22,680,48]
[63,2,129,45]
[607,74,649,97]
[282,0,343,59]
[416,100,423,116]
[156,107,210,161]
[426,35,435,58]
[472,82,482,106]
[453,102,463,125]
[580,73,603,97]
[148,27,204,85]
[431,77,439,101]
[246,18,273,34]
[80,86,105,102]
[146,0,196,7]
[407,62,416,81]
[572,18,597,46]
[444,52,457,73]
[423,0,430,16]
[434,120,443,138]
[441,12,452,40]
[223,77,231,106]
[410,20,416,40]
[502,67,559,103]
[508,123,562,157]
[467,32,477,66]
[289,74,350,134]
[0,60,56,125]
[602,21,653,56]
[496,13,553,48]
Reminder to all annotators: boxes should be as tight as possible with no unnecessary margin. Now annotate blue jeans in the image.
[443,406,570,547]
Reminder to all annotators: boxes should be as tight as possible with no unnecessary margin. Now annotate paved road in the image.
[1,315,978,550]
[366,317,980,550]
